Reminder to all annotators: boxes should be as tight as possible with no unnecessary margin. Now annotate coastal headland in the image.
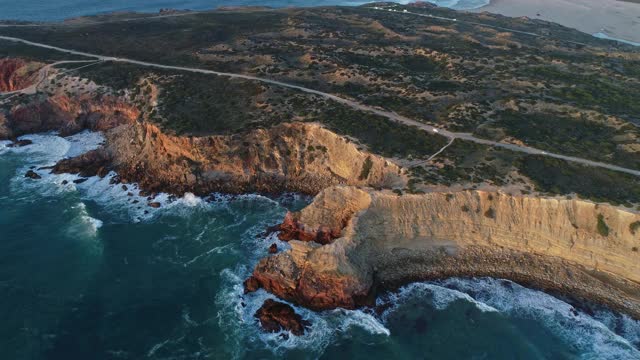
[1,2,640,334]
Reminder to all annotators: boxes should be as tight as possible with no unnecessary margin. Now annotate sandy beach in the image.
[472,0,640,44]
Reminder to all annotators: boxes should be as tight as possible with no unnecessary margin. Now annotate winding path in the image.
[1,35,639,177]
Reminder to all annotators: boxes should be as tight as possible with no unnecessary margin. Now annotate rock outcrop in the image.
[254,299,311,336]
[249,186,640,317]
[66,121,404,195]
[1,94,139,139]
[0,58,42,93]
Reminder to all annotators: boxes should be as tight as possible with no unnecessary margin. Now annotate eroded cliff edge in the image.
[0,59,404,195]
[248,186,640,318]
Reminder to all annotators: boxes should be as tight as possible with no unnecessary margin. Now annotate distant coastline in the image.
[472,0,640,45]
[0,0,490,22]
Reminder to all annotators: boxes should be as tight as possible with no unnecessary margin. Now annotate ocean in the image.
[1,131,640,359]
[0,0,490,22]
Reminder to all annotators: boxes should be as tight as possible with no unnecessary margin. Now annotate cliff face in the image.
[86,121,404,195]
[249,186,640,316]
[1,94,139,139]
[1,57,404,195]
[0,58,42,93]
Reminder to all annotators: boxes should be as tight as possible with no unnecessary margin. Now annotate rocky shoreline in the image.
[245,187,640,321]
[3,58,640,336]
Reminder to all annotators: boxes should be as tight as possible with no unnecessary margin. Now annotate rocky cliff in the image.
[248,186,640,317]
[1,94,139,139]
[0,58,42,93]
[2,86,404,195]
[1,57,404,195]
[67,121,405,195]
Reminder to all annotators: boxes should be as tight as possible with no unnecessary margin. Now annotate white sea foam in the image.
[214,209,390,359]
[377,281,498,321]
[216,269,390,360]
[433,278,640,359]
[593,32,640,47]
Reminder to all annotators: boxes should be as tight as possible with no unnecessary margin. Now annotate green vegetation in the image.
[597,214,610,237]
[76,62,150,91]
[0,39,90,62]
[524,65,640,117]
[629,221,640,235]
[478,110,640,169]
[518,156,640,205]
[309,104,448,159]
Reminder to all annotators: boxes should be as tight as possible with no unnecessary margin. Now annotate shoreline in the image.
[247,187,640,320]
[472,0,640,44]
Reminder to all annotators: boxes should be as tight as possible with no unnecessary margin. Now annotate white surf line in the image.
[1,35,640,177]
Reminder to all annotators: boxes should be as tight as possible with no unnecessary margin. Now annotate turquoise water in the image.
[0,0,490,22]
[1,132,640,359]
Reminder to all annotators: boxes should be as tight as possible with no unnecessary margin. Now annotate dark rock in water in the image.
[132,199,139,204]
[8,139,32,147]
[109,175,121,185]
[61,180,68,185]
[254,299,310,336]
[127,192,133,197]
[243,276,261,293]
[24,170,41,179]
[53,150,110,178]
[268,243,278,254]
[73,178,88,184]
[96,166,110,178]
[38,165,54,171]
[122,185,128,191]
[148,202,161,208]
[139,190,150,197]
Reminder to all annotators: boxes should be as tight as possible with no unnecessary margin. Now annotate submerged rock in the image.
[254,299,310,336]
[268,243,278,254]
[148,202,161,208]
[8,139,32,147]
[24,170,41,179]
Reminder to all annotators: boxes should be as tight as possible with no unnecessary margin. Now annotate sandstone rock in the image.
[24,170,41,179]
[98,122,405,196]
[243,276,261,293]
[0,58,42,93]
[278,187,372,245]
[254,299,310,336]
[268,243,278,254]
[251,186,640,318]
[53,150,111,178]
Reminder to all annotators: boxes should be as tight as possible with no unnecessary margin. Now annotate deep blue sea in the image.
[0,0,490,21]
[1,131,640,359]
